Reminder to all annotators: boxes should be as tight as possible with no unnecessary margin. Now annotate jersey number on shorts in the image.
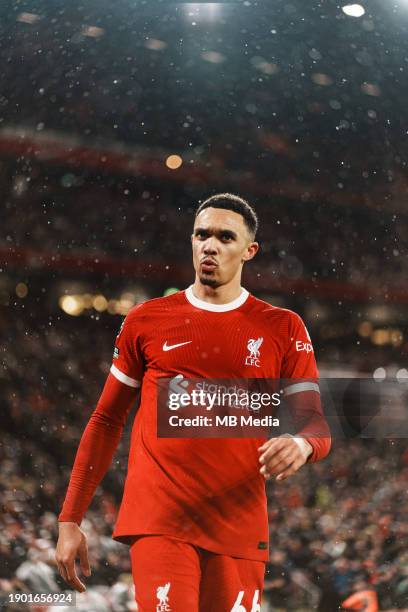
[231,590,261,612]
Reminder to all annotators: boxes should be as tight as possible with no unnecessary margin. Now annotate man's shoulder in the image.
[248,295,303,326]
[125,290,186,322]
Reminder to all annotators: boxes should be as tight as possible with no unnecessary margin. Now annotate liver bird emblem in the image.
[156,582,171,606]
[247,337,263,359]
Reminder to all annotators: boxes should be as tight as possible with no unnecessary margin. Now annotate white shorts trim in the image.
[110,364,140,388]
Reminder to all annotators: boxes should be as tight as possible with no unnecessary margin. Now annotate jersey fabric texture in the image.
[59,287,330,562]
[130,535,264,612]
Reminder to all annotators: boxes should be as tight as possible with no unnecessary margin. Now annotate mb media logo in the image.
[245,337,263,367]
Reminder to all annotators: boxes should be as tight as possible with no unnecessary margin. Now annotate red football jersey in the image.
[110,286,321,561]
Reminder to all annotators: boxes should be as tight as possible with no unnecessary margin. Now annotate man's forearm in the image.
[58,410,124,524]
[285,388,331,463]
[58,373,136,524]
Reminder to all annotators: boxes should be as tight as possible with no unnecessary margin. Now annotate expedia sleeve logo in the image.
[113,347,120,359]
[295,340,313,353]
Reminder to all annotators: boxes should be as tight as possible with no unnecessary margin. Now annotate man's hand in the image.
[55,522,91,592]
[258,435,312,482]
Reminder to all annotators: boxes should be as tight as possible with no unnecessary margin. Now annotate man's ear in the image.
[242,241,259,262]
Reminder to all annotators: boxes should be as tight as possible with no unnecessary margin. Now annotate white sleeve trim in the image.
[292,436,313,460]
[283,382,320,396]
[110,364,141,388]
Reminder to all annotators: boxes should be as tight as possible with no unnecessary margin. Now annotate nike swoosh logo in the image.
[163,340,192,352]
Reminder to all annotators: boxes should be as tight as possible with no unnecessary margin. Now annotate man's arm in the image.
[58,372,138,523]
[259,386,331,481]
[56,372,138,591]
[259,312,331,481]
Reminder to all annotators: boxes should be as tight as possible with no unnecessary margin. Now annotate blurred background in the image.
[0,0,407,610]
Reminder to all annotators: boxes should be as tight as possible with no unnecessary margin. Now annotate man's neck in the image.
[191,280,244,304]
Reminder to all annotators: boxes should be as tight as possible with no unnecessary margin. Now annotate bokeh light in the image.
[165,155,183,170]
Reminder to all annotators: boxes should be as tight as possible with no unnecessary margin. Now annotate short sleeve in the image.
[281,313,318,379]
[110,313,144,388]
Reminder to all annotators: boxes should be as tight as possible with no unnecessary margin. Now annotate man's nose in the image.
[203,238,218,253]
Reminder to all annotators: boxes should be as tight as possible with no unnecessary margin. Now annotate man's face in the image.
[191,207,259,288]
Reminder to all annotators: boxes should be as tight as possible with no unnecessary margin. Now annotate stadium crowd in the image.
[2,175,407,289]
[1,306,407,611]
[1,0,407,201]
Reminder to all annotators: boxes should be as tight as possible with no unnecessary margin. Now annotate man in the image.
[56,193,330,611]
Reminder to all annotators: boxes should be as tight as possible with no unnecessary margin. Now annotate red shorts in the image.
[130,535,265,612]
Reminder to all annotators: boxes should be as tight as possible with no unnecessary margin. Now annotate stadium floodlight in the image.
[396,368,408,382]
[183,3,222,22]
[82,26,105,39]
[373,367,386,381]
[16,12,41,24]
[342,4,365,17]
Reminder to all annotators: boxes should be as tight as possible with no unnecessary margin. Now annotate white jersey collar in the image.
[185,285,249,312]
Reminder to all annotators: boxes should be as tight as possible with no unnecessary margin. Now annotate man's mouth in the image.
[200,258,218,272]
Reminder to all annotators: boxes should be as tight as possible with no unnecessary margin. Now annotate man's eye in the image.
[221,234,233,241]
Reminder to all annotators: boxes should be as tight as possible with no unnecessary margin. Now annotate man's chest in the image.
[140,313,285,378]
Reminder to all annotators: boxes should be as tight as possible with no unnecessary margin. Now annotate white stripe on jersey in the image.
[110,364,141,388]
[283,382,320,396]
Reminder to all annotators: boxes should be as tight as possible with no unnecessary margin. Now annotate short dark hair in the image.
[195,193,258,239]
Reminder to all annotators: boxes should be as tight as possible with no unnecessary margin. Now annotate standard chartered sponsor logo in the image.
[166,374,189,409]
